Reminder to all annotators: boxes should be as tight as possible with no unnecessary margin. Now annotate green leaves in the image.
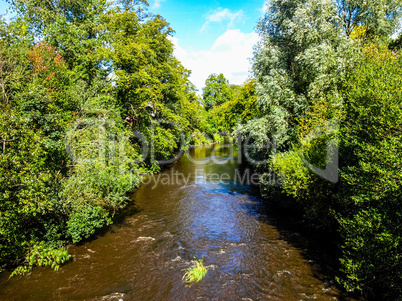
[10,241,71,277]
[66,205,112,243]
[334,44,402,297]
[202,73,232,111]
[205,78,260,139]
[0,109,58,265]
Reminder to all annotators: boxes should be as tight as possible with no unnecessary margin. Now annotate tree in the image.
[334,0,402,38]
[336,44,402,298]
[99,6,201,164]
[250,0,402,155]
[0,109,57,266]
[0,18,31,104]
[210,78,259,134]
[202,73,232,110]
[7,0,115,81]
[252,0,353,152]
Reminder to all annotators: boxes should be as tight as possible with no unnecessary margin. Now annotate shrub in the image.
[336,44,402,298]
[10,242,71,277]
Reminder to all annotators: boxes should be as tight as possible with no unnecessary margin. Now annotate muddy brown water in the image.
[0,144,354,300]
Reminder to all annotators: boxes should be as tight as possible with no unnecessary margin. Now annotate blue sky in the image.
[0,0,267,92]
[0,1,11,19]
[152,0,267,91]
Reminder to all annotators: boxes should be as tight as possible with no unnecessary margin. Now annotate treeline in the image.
[0,0,209,275]
[229,0,401,299]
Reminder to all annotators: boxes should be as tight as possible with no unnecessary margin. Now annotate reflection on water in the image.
[0,144,352,300]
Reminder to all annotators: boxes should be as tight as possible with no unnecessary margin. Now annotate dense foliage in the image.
[337,44,402,297]
[236,0,402,299]
[202,73,233,111]
[0,0,208,275]
[202,74,260,137]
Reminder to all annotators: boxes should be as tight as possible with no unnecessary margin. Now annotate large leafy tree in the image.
[250,0,402,153]
[252,0,353,150]
[6,0,114,81]
[202,73,232,110]
[99,5,201,164]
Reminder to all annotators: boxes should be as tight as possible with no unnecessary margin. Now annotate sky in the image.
[0,0,266,93]
[151,0,266,92]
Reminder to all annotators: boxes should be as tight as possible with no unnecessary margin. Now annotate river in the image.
[0,143,353,300]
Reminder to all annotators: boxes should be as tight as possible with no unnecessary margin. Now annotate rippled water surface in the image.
[0,144,352,300]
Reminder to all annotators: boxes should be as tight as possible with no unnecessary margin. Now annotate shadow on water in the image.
[232,150,362,300]
[228,149,364,300]
[247,202,355,300]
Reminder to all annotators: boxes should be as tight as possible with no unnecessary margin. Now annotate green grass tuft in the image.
[182,258,208,286]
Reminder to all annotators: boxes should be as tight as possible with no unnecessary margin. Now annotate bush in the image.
[336,44,402,298]
[190,130,212,146]
[10,242,71,277]
[0,109,59,266]
[66,205,112,243]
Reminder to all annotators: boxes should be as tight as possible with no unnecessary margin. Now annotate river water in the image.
[0,144,352,300]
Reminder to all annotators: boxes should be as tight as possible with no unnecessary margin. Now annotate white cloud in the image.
[170,29,259,94]
[153,0,165,9]
[261,1,269,13]
[392,18,402,39]
[201,8,244,33]
[1,14,11,24]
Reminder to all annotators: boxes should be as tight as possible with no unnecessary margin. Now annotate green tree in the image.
[246,0,402,157]
[252,0,353,152]
[98,5,203,164]
[334,0,402,38]
[7,0,117,81]
[210,78,259,134]
[247,0,402,297]
[336,44,402,298]
[202,73,232,110]
[0,18,31,104]
[0,109,60,266]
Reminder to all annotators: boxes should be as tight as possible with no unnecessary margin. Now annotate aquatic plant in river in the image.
[182,258,208,286]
